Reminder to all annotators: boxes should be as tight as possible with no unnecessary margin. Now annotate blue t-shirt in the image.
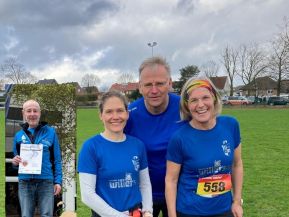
[78,134,148,212]
[125,93,185,200]
[167,116,241,215]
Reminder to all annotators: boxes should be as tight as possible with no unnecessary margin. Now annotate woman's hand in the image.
[143,211,153,217]
[231,201,243,217]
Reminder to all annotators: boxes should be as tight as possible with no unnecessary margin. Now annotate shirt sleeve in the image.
[139,141,148,170]
[79,172,128,217]
[53,128,62,185]
[232,117,241,148]
[166,134,183,164]
[78,139,98,175]
[13,134,18,156]
[139,168,153,213]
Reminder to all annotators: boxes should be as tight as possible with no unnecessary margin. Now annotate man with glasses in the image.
[125,56,185,217]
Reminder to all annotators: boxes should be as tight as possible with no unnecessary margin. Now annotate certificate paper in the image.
[19,144,43,174]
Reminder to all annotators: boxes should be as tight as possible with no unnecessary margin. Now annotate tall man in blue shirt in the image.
[125,57,184,217]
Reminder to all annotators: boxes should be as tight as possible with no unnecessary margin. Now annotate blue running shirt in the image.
[167,116,241,215]
[78,134,148,212]
[125,93,185,200]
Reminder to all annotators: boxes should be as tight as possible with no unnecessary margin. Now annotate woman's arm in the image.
[165,160,181,217]
[231,144,243,217]
[139,168,153,216]
[79,172,128,217]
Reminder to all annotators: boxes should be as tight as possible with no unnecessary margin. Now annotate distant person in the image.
[12,99,62,217]
[125,56,185,217]
[78,90,153,217]
[165,77,243,217]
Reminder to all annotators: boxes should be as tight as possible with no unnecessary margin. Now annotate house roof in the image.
[37,79,58,84]
[110,82,138,92]
[209,76,228,90]
[241,76,277,90]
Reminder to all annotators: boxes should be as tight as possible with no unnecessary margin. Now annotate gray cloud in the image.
[0,0,289,89]
[0,0,120,28]
[176,0,195,14]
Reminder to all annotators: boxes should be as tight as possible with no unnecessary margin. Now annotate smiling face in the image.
[99,96,129,135]
[139,64,172,114]
[187,87,216,130]
[22,100,41,128]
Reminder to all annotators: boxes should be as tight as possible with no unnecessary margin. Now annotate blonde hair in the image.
[180,76,222,121]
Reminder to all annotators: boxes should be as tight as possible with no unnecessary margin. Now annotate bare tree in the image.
[1,57,37,84]
[81,73,100,87]
[0,78,4,89]
[221,45,238,96]
[201,60,219,78]
[267,20,289,96]
[238,43,267,95]
[280,17,289,48]
[117,72,136,84]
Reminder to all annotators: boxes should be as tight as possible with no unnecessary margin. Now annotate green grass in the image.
[1,108,289,217]
[76,108,103,216]
[222,108,289,217]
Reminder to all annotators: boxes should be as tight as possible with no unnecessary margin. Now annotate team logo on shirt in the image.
[109,173,136,189]
[214,160,222,173]
[132,156,140,171]
[221,140,231,156]
[21,135,27,143]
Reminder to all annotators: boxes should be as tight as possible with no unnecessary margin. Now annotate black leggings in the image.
[153,200,168,217]
[91,210,100,217]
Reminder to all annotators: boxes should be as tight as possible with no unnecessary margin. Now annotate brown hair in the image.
[99,90,128,113]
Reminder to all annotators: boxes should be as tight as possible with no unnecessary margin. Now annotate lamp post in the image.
[147,42,157,57]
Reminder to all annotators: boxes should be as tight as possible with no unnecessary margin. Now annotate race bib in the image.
[196,174,232,197]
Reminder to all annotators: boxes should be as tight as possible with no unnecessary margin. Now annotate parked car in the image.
[267,96,288,105]
[221,96,228,104]
[280,95,289,103]
[247,96,263,104]
[225,96,251,105]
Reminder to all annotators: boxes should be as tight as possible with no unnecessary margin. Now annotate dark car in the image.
[267,96,288,105]
[247,96,263,104]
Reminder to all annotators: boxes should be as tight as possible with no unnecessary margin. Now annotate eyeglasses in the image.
[142,80,168,90]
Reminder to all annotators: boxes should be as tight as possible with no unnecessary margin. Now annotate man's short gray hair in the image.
[138,56,171,77]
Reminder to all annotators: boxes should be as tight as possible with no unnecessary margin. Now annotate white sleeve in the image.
[139,168,153,214]
[79,172,128,217]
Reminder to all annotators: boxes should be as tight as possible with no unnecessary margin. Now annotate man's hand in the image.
[54,184,62,196]
[12,155,22,166]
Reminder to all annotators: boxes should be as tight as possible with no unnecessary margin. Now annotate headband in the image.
[184,79,216,102]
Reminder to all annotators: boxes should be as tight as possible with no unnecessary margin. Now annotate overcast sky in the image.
[1,0,288,90]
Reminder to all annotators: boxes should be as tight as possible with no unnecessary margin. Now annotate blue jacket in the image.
[13,122,62,185]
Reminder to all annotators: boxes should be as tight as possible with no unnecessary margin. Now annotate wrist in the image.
[143,211,153,217]
[233,198,243,206]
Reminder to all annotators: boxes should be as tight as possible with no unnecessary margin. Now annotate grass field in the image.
[1,107,289,217]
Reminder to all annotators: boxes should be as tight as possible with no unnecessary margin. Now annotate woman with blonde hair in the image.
[165,77,243,217]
